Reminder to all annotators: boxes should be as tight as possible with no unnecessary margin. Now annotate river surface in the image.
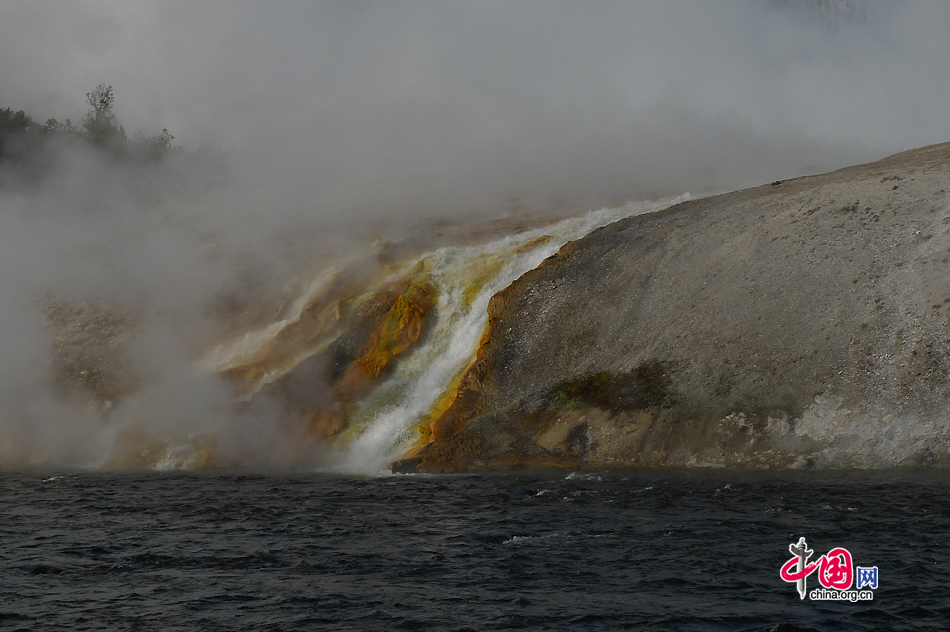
[1,470,947,631]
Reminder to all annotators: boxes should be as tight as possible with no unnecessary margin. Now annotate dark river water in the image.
[1,469,947,631]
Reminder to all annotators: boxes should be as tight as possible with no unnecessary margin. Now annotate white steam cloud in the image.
[0,0,949,467]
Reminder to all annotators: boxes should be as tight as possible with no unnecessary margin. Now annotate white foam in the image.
[565,472,605,481]
[152,444,198,471]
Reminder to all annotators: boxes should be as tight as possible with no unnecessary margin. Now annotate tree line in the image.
[0,84,177,166]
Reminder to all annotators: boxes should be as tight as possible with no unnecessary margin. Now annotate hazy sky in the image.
[3,0,950,217]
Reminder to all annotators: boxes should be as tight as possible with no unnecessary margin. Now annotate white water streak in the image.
[198,265,341,373]
[337,196,689,473]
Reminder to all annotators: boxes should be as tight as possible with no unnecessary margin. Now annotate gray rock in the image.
[416,143,950,470]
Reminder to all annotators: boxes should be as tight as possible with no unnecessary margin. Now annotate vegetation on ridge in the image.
[0,84,178,172]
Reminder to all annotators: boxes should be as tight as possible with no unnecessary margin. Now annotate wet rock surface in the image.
[267,276,436,439]
[409,143,950,471]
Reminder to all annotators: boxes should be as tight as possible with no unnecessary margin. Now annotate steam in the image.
[1,1,949,468]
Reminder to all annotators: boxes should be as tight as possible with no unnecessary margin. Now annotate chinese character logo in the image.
[856,566,878,590]
[780,537,815,599]
[780,537,878,601]
[818,547,853,590]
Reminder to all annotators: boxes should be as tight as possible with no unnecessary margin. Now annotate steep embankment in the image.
[190,201,678,472]
[400,143,950,471]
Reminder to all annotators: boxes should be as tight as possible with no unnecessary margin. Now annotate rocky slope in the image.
[397,143,950,471]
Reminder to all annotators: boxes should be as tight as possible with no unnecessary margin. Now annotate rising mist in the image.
[1,0,949,468]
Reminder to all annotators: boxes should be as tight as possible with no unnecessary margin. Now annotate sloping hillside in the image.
[400,143,950,471]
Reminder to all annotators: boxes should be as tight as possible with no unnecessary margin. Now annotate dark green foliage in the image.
[43,118,78,135]
[0,107,38,161]
[82,84,126,149]
[0,84,178,171]
[0,107,32,136]
[136,128,175,161]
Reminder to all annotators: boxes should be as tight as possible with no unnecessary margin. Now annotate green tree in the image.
[0,108,32,136]
[43,118,77,135]
[2,85,182,172]
[0,108,34,160]
[82,84,126,148]
[135,127,176,161]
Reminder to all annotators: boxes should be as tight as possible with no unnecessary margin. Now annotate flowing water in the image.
[335,196,688,472]
[196,196,689,474]
[2,469,947,631]
[198,265,343,380]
